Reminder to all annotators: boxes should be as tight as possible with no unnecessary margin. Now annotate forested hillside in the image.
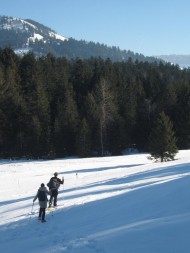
[0,16,158,63]
[0,48,190,159]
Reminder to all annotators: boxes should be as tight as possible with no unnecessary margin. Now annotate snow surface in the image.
[22,19,37,30]
[49,31,68,41]
[0,150,190,253]
[29,33,44,42]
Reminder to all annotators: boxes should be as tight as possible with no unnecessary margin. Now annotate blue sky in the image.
[1,0,190,56]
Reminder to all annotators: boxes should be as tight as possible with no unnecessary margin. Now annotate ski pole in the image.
[62,176,64,204]
[62,176,64,188]
[31,201,34,213]
[29,201,34,223]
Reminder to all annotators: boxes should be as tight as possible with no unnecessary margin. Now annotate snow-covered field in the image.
[1,150,190,253]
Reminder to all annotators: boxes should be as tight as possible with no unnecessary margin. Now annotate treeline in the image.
[0,47,190,159]
[37,38,157,62]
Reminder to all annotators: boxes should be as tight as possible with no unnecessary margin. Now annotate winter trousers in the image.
[39,207,46,221]
[49,189,58,207]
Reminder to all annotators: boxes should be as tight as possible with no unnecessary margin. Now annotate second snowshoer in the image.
[33,183,50,222]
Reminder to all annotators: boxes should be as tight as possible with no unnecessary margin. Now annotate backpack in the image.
[38,190,47,201]
[47,178,59,189]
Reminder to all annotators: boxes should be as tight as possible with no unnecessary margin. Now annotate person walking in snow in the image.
[47,172,64,208]
[33,183,50,223]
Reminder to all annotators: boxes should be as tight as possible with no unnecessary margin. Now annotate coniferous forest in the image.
[0,47,190,159]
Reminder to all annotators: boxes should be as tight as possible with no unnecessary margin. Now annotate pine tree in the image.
[0,48,25,157]
[95,77,116,156]
[149,111,178,162]
[76,118,91,157]
[173,81,190,149]
[54,85,79,156]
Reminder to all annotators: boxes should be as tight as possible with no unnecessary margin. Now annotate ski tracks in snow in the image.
[47,212,190,253]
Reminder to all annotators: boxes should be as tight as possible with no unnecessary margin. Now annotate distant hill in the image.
[0,15,158,63]
[156,55,190,68]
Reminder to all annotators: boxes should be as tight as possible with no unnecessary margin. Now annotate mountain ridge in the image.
[0,15,158,63]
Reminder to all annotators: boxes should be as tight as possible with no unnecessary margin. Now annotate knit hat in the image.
[41,183,45,187]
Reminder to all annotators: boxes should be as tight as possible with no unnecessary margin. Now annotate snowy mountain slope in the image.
[0,151,190,252]
[0,16,68,42]
[0,15,159,62]
[0,15,68,57]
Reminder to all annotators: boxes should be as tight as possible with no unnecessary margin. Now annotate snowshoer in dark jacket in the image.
[33,183,50,222]
[47,172,64,207]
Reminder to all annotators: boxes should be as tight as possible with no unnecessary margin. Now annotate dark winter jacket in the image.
[33,186,50,208]
[47,176,64,190]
